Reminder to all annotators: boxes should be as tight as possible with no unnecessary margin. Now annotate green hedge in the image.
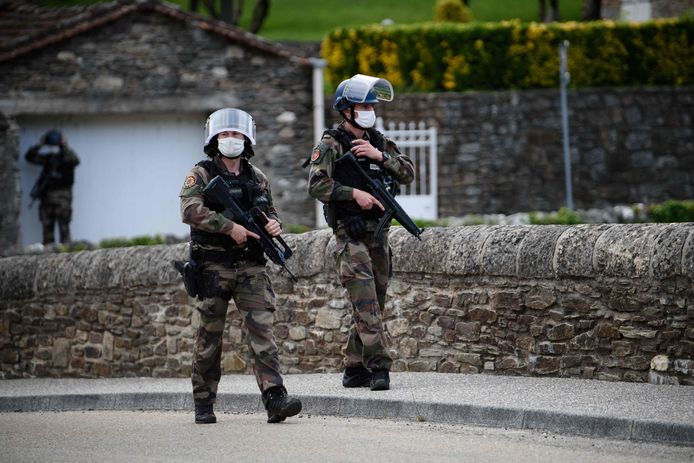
[648,200,694,222]
[322,17,694,91]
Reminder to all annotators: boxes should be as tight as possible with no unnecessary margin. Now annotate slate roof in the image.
[0,0,311,65]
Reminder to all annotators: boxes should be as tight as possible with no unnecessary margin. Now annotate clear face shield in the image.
[204,108,256,146]
[343,74,394,104]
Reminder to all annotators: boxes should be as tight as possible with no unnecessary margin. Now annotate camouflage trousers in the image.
[334,224,393,371]
[192,259,283,406]
[39,189,72,244]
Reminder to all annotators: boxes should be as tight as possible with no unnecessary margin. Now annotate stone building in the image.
[0,0,317,254]
[602,0,694,20]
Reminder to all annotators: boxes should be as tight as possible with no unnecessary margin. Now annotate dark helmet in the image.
[44,129,62,146]
[332,74,394,112]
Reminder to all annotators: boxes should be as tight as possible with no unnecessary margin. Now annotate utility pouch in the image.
[323,203,337,229]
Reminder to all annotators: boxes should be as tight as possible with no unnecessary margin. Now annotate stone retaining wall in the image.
[368,87,694,217]
[1,224,693,385]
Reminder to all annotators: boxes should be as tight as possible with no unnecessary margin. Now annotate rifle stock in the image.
[203,176,297,281]
[337,151,424,241]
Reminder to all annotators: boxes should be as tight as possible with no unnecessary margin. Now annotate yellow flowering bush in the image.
[322,17,694,91]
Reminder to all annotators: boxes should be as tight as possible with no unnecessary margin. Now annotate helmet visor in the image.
[204,108,256,146]
[343,74,394,104]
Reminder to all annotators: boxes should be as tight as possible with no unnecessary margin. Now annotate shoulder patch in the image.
[183,175,196,188]
[310,144,328,164]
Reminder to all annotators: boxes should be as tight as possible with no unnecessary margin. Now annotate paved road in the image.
[2,411,692,463]
[2,373,693,445]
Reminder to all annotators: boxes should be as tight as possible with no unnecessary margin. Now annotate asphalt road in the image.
[2,411,692,463]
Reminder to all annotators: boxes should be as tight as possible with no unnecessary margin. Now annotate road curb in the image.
[2,391,692,446]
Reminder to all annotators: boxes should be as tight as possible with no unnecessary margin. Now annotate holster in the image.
[173,242,204,300]
[174,260,201,300]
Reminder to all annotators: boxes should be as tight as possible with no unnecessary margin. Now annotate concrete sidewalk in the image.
[1,373,692,446]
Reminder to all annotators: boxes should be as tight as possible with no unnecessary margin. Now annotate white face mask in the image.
[217,137,245,158]
[354,109,376,129]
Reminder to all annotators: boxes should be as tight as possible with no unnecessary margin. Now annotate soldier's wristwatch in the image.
[381,152,390,163]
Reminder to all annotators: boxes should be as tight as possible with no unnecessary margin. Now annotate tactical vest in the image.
[190,158,269,257]
[42,150,75,190]
[328,127,398,221]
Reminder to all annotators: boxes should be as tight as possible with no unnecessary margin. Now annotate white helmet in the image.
[204,108,256,149]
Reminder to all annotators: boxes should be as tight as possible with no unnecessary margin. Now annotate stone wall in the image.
[364,87,694,217]
[1,224,692,385]
[0,114,20,256]
[0,9,314,228]
[602,0,694,18]
[651,0,694,17]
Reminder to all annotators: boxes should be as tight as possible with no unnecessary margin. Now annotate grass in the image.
[46,0,585,41]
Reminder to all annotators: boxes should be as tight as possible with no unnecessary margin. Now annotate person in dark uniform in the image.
[307,75,415,391]
[25,129,80,245]
[180,108,302,424]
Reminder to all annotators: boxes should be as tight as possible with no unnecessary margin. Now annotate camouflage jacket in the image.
[179,157,280,240]
[307,126,415,203]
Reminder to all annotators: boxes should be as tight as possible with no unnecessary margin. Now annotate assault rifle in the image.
[29,174,48,208]
[29,155,62,208]
[337,151,424,242]
[203,176,297,281]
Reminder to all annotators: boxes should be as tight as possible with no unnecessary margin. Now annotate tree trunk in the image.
[582,0,602,20]
[220,0,232,23]
[549,0,560,21]
[539,0,547,22]
[189,0,199,13]
[249,0,270,34]
[231,0,243,26]
[202,0,219,19]
[217,0,244,26]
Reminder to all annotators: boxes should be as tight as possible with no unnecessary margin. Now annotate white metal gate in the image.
[376,118,438,220]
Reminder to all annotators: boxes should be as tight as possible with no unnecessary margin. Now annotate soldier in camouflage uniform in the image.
[180,108,301,424]
[25,130,80,245]
[308,75,414,391]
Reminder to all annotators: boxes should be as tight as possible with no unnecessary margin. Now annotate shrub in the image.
[285,223,312,234]
[434,0,473,24]
[99,235,165,248]
[529,207,583,225]
[322,17,694,92]
[648,200,694,222]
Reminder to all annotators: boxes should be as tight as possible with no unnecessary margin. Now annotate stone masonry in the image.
[0,113,20,255]
[369,87,694,217]
[0,2,315,239]
[1,224,692,386]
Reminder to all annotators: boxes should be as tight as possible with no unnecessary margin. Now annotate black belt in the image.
[195,246,265,266]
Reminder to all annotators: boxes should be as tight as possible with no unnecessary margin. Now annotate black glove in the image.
[344,215,367,241]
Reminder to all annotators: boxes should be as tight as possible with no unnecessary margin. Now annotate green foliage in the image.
[648,200,694,223]
[323,17,694,91]
[434,0,473,23]
[391,218,447,228]
[68,242,90,252]
[46,0,584,41]
[285,223,312,234]
[529,207,583,225]
[99,235,165,248]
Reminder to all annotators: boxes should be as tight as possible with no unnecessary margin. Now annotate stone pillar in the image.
[0,112,20,256]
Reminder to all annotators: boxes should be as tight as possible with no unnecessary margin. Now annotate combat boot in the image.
[194,404,216,424]
[262,386,302,423]
[342,365,371,388]
[370,368,390,391]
